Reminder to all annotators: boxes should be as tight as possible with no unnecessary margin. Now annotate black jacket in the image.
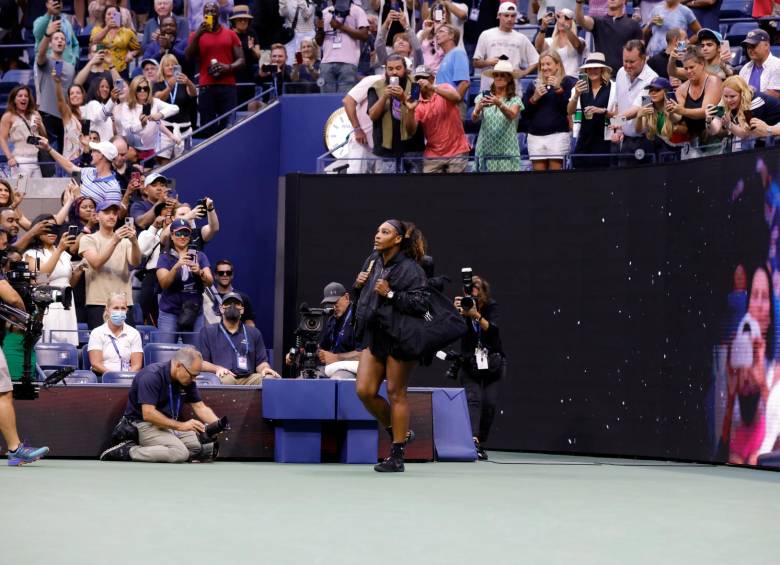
[460,300,503,356]
[353,251,429,340]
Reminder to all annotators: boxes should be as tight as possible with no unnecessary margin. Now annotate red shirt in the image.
[189,26,241,86]
[414,84,470,158]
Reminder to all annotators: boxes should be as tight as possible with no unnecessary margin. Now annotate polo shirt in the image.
[614,63,658,137]
[80,167,122,206]
[319,305,360,354]
[591,14,643,75]
[739,54,780,94]
[87,322,143,372]
[156,249,210,314]
[198,321,268,376]
[189,26,241,87]
[414,84,471,158]
[129,199,154,223]
[123,361,201,422]
[435,47,470,91]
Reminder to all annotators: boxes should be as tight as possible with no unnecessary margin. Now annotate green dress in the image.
[474,94,524,172]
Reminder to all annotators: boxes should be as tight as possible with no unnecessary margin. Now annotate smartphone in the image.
[433,7,444,21]
[71,170,82,184]
[81,119,91,135]
[676,41,686,54]
[641,94,651,107]
[204,14,214,28]
[26,135,40,146]
[67,225,79,238]
[142,103,152,117]
[169,179,177,192]
[547,5,556,14]
[54,60,63,77]
[295,51,303,65]
[114,78,124,90]
[96,43,105,52]
[131,171,141,183]
[113,12,121,26]
[410,82,421,101]
[745,109,754,128]
[389,76,399,86]
[578,72,589,92]
[16,173,28,193]
[715,105,726,118]
[173,64,182,78]
[125,217,134,229]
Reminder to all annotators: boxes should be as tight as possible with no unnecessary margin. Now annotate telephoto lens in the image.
[460,296,474,311]
[203,416,229,439]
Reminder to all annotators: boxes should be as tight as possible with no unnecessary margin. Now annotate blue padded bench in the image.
[410,387,476,461]
[262,379,336,463]
[336,380,387,464]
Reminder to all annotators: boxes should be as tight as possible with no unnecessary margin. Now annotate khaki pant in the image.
[423,153,469,174]
[129,421,201,463]
[219,373,264,385]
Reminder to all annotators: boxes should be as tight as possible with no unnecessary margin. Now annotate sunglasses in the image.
[558,14,573,20]
[137,86,150,92]
[172,229,191,237]
[216,270,233,276]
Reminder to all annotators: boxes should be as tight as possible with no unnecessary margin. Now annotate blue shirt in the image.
[749,65,764,94]
[319,305,361,354]
[123,361,201,422]
[647,4,697,56]
[80,167,122,206]
[435,48,470,90]
[156,249,211,314]
[129,199,153,223]
[198,321,268,376]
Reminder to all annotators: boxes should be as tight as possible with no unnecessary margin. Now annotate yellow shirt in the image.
[90,27,140,73]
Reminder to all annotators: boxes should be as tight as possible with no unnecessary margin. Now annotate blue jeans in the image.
[320,62,358,93]
[157,310,204,345]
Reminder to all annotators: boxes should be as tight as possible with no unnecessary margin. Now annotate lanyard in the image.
[333,308,352,351]
[168,380,181,420]
[108,334,125,364]
[219,323,248,356]
[472,319,483,346]
[169,81,178,105]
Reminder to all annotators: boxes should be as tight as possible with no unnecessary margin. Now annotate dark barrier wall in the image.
[279,94,343,174]
[283,148,780,465]
[161,105,281,344]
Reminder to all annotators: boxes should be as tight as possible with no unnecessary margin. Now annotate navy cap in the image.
[170,218,191,232]
[645,77,672,91]
[743,29,770,46]
[222,291,244,305]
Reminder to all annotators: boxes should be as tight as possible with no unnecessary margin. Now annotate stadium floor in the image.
[2,452,778,565]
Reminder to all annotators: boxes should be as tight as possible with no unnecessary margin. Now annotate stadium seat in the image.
[77,322,90,344]
[720,0,752,18]
[102,371,136,384]
[196,372,221,386]
[150,330,199,344]
[34,343,78,370]
[62,370,98,384]
[81,346,91,370]
[1,69,33,86]
[730,46,744,68]
[144,343,185,366]
[135,324,155,346]
[727,22,758,44]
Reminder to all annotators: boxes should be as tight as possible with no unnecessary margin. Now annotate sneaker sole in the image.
[100,442,132,461]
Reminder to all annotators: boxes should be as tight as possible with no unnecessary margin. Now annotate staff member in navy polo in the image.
[100,347,221,463]
[319,282,362,375]
[198,292,280,384]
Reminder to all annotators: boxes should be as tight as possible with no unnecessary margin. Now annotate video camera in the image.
[288,303,333,378]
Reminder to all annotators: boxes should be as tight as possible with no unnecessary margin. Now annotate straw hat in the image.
[483,59,522,79]
[578,52,610,71]
[229,5,253,20]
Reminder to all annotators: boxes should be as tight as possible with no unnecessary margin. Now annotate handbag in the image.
[20,115,54,177]
[279,6,300,44]
[378,286,468,357]
[177,300,201,331]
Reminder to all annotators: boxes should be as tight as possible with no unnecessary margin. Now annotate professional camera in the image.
[192,416,230,462]
[289,303,333,378]
[7,261,73,313]
[460,267,475,311]
[333,0,351,19]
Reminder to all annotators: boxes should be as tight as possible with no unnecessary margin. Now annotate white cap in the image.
[498,1,517,14]
[144,172,171,187]
[88,141,118,161]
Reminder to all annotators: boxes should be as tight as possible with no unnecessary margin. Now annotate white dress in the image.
[24,247,78,346]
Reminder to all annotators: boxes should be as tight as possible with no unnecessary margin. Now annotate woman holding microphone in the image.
[354,219,429,473]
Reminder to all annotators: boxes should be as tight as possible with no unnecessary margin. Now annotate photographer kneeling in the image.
[100,347,224,463]
[452,274,504,461]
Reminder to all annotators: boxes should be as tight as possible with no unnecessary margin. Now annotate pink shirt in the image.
[322,5,369,66]
[414,84,470,158]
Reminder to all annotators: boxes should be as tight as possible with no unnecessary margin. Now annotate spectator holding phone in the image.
[696,28,732,80]
[290,38,321,92]
[417,18,445,73]
[79,75,118,146]
[163,199,220,250]
[378,0,415,47]
[319,0,369,93]
[33,0,80,66]
[186,2,245,137]
[187,0,235,31]
[642,0,701,57]
[36,28,75,155]
[87,292,144,375]
[472,59,523,172]
[367,54,425,171]
[375,10,423,68]
[143,15,188,63]
[523,50,577,171]
[706,75,780,139]
[73,46,119,99]
[666,46,721,145]
[156,218,213,343]
[422,1,467,48]
[23,214,79,345]
[131,172,169,229]
[535,8,584,77]
[113,75,181,163]
[258,43,293,96]
[90,6,142,78]
[568,53,616,169]
[154,54,197,162]
[53,77,89,163]
[78,200,142,329]
[142,0,190,55]
[650,27,686,79]
[0,86,48,178]
[635,76,688,155]
[280,0,316,61]
[575,0,642,75]
[474,3,539,93]
[88,0,136,30]
[229,6,261,103]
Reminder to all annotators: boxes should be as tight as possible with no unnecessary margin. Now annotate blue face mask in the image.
[109,310,126,325]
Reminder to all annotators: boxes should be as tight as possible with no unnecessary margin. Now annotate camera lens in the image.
[461,296,474,311]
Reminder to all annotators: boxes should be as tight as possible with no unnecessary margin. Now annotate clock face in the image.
[323,108,354,160]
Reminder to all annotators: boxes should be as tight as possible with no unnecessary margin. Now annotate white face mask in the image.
[109,309,127,325]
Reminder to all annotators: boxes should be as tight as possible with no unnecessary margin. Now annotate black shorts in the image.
[364,327,420,363]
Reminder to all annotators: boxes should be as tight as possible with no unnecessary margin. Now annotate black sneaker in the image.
[385,427,416,445]
[374,455,405,473]
[474,439,488,461]
[100,440,135,462]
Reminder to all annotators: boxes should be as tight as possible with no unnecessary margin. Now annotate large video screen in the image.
[284,149,780,468]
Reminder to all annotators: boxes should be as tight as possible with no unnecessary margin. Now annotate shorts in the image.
[0,347,13,393]
[527,132,571,161]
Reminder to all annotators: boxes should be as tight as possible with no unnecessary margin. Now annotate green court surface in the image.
[2,452,778,565]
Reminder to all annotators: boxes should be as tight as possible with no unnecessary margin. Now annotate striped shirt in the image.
[80,167,122,206]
